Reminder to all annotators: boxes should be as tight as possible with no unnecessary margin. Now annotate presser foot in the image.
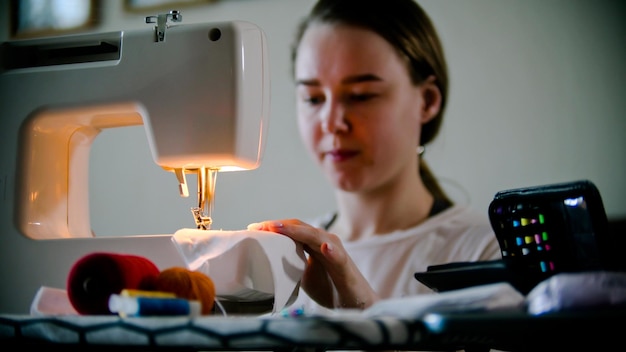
[191,207,212,230]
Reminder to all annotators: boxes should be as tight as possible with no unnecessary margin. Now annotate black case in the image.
[487,179,616,293]
[415,180,621,294]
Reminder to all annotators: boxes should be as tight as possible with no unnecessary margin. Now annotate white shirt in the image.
[292,204,502,310]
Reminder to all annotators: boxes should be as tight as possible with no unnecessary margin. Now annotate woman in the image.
[248,0,501,310]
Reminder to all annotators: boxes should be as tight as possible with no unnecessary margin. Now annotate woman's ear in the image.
[419,75,442,124]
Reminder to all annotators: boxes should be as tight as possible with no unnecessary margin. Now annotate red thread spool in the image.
[67,252,160,315]
[154,267,216,315]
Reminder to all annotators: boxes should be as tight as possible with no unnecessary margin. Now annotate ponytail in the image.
[419,157,452,206]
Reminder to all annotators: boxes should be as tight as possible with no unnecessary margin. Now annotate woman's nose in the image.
[320,100,350,134]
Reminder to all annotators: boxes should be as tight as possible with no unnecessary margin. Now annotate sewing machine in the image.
[0,11,279,314]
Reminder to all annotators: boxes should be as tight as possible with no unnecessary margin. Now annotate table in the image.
[0,314,428,351]
[422,308,625,351]
[1,308,624,351]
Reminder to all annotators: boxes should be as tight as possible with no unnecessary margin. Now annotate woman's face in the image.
[295,22,430,193]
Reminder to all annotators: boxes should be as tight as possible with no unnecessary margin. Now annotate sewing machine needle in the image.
[191,166,218,230]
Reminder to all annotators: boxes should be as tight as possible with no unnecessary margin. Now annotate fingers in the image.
[247,219,378,309]
[320,241,344,264]
[248,219,325,249]
[301,255,335,308]
[246,220,279,231]
[248,219,346,265]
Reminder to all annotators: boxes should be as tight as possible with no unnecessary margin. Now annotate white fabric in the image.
[172,229,307,313]
[364,282,524,319]
[292,204,502,311]
[30,286,78,316]
[525,271,626,315]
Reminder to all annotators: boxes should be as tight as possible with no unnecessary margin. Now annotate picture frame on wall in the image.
[10,0,98,39]
[125,0,218,12]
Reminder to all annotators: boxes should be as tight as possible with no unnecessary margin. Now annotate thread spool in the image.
[154,267,216,315]
[109,294,202,317]
[66,252,160,315]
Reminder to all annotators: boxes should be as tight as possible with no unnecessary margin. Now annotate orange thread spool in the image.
[154,267,216,315]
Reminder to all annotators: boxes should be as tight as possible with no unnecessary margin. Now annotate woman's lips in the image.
[325,149,359,162]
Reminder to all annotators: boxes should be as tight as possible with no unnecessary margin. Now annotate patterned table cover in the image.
[0,314,431,351]
[4,309,623,351]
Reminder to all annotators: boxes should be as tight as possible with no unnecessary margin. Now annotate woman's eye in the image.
[348,93,377,102]
[304,95,324,105]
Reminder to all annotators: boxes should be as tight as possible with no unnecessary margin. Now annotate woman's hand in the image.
[247,219,379,309]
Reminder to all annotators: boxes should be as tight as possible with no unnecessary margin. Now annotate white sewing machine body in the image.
[0,16,273,314]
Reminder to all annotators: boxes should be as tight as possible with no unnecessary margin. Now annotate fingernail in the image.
[247,223,262,230]
[270,221,284,228]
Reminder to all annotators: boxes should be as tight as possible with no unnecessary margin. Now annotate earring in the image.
[417,145,425,156]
